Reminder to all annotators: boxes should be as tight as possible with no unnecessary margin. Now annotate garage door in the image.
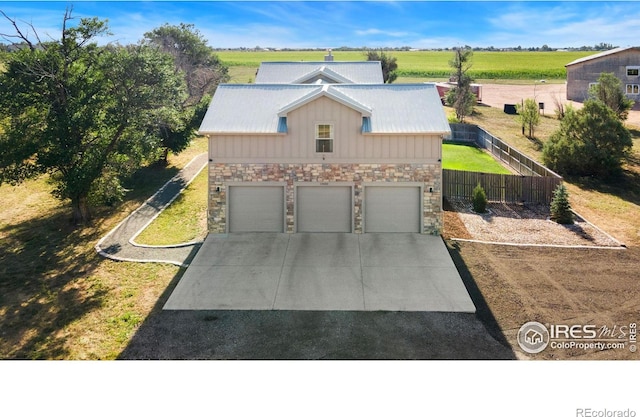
[228,185,285,232]
[364,186,421,233]
[296,185,352,232]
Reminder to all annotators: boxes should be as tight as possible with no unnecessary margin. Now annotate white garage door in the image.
[228,185,285,232]
[296,185,352,232]
[364,186,421,233]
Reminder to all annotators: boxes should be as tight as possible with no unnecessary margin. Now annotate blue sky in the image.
[0,1,638,49]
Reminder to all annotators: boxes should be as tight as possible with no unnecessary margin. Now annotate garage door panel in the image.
[297,186,352,232]
[365,186,421,233]
[229,186,284,232]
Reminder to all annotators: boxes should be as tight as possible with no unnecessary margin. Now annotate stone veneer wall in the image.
[209,163,442,234]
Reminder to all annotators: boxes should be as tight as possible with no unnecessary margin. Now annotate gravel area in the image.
[447,199,622,247]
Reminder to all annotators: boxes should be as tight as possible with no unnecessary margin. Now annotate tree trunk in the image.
[159,147,170,166]
[71,195,91,225]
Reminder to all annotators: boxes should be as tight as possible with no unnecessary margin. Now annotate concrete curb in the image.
[448,237,626,250]
[95,153,208,267]
[571,208,626,248]
[128,157,208,249]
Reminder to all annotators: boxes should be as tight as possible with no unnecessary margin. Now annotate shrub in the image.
[472,183,487,213]
[542,100,633,178]
[550,183,574,224]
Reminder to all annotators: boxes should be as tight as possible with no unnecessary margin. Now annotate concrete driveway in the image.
[164,233,476,312]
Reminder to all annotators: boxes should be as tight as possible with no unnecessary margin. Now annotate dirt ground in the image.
[479,82,640,128]
[443,201,639,360]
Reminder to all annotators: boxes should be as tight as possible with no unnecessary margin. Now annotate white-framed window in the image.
[315,123,333,153]
[626,66,640,77]
[626,84,639,94]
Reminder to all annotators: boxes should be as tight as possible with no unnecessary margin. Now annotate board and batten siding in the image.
[208,96,442,163]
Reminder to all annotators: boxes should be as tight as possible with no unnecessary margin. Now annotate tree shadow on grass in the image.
[0,162,184,359]
[566,169,640,209]
[0,209,107,358]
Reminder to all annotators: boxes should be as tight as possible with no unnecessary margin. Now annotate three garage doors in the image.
[227,183,422,233]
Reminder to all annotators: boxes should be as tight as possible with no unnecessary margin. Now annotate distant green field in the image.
[442,143,512,174]
[216,50,593,80]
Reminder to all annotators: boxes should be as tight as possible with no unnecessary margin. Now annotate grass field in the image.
[442,143,512,174]
[217,50,594,80]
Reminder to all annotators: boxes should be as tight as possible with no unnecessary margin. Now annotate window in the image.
[626,84,639,94]
[626,66,640,76]
[315,123,333,153]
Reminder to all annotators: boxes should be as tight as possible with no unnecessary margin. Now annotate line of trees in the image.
[0,8,228,224]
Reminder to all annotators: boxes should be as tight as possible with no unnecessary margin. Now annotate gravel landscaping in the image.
[446,199,623,247]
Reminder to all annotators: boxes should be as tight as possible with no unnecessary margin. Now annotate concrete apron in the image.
[163,233,476,312]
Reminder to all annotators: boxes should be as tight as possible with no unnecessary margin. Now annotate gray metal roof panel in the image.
[199,84,319,133]
[331,83,451,133]
[199,83,450,135]
[255,61,384,84]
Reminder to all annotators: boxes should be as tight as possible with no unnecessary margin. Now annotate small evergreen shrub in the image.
[472,183,487,213]
[550,183,574,224]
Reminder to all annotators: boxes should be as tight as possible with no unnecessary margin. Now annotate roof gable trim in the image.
[277,85,372,117]
[291,66,353,84]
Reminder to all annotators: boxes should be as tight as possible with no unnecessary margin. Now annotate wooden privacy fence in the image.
[445,124,563,204]
[449,123,562,178]
[443,170,563,204]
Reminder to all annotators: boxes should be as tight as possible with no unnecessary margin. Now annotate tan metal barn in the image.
[566,46,640,102]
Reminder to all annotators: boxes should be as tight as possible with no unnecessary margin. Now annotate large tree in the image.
[445,47,475,122]
[542,100,633,178]
[0,9,186,223]
[365,50,398,83]
[589,72,634,121]
[143,23,229,163]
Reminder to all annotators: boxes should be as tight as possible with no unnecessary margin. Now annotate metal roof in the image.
[566,46,640,67]
[199,83,450,135]
[331,84,450,134]
[277,84,372,117]
[254,61,384,84]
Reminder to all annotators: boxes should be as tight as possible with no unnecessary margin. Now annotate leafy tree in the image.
[143,23,229,164]
[517,98,541,138]
[550,184,574,224]
[0,9,186,224]
[472,183,487,213]
[446,47,475,122]
[589,72,634,120]
[542,100,633,178]
[365,50,398,83]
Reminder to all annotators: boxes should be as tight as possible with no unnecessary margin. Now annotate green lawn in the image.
[442,142,512,174]
[135,168,208,245]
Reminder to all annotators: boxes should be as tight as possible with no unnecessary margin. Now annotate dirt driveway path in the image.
[480,83,640,128]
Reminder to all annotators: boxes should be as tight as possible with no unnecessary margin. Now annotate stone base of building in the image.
[208,162,443,234]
